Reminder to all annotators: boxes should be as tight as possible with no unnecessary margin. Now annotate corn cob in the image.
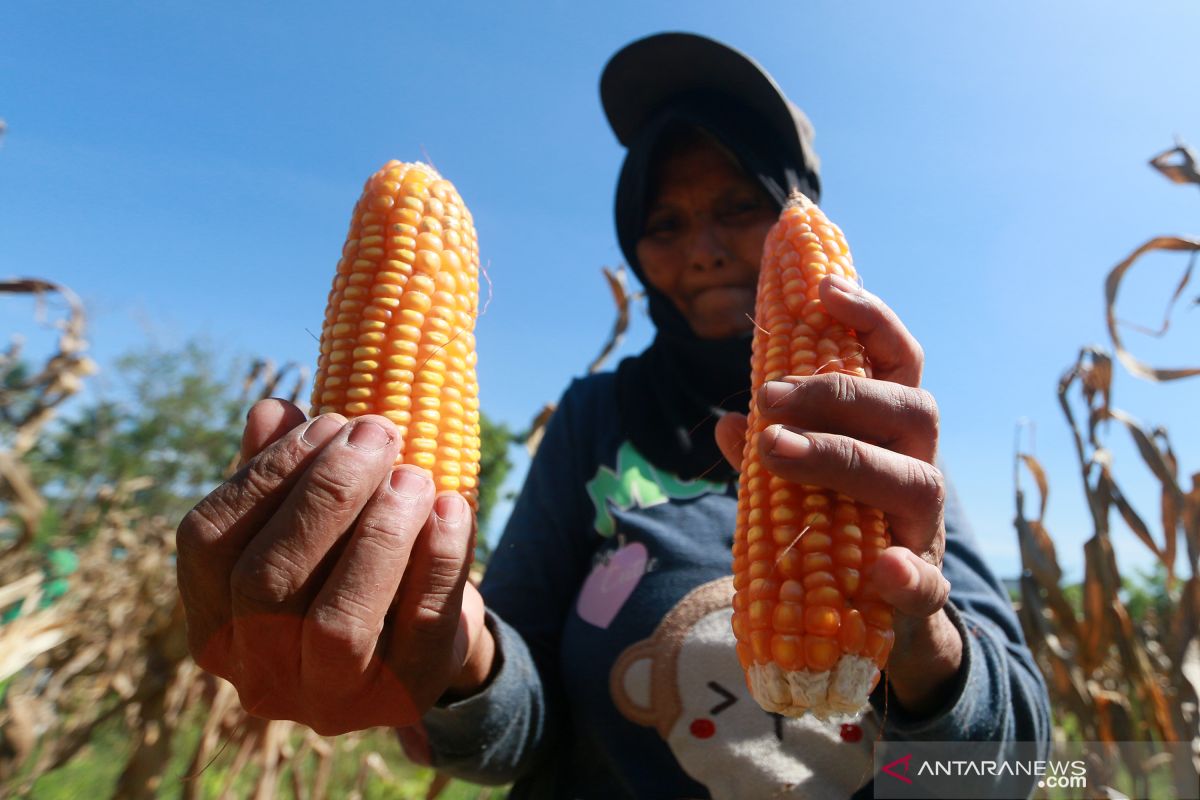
[731,192,894,718]
[310,160,481,508]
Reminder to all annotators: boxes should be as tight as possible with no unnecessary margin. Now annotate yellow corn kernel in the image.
[310,160,482,509]
[731,192,893,719]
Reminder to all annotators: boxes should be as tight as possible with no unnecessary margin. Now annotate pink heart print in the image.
[576,541,649,629]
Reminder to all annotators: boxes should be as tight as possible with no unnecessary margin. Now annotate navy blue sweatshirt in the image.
[408,372,1051,798]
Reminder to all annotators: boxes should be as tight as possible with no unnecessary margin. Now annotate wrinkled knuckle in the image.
[230,549,305,606]
[308,596,377,654]
[408,565,464,640]
[915,462,946,510]
[808,371,852,406]
[178,503,228,550]
[828,371,857,405]
[927,572,951,610]
[178,505,246,567]
[837,438,866,474]
[420,554,464,604]
[914,388,940,436]
[239,455,291,501]
[356,516,411,560]
[408,604,459,646]
[304,467,365,518]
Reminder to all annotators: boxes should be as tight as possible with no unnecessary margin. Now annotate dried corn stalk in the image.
[1015,142,1200,799]
[0,279,96,553]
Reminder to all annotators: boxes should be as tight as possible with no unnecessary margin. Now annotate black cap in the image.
[600,31,820,191]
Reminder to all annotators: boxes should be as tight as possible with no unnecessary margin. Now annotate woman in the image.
[176,33,1050,799]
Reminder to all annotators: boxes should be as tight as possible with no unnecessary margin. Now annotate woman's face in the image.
[635,137,777,339]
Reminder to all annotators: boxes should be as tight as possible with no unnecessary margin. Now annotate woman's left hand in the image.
[715,274,963,717]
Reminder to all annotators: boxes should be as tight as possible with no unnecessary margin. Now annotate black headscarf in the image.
[613,93,820,482]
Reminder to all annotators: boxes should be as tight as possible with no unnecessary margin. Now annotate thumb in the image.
[714,412,749,473]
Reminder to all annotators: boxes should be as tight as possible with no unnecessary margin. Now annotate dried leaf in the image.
[1160,437,1181,583]
[1080,347,1114,405]
[587,265,639,375]
[1097,538,1179,743]
[523,403,556,456]
[1096,691,1152,787]
[1148,140,1200,186]
[426,771,453,800]
[0,278,58,295]
[287,366,310,407]
[1018,454,1050,522]
[253,721,287,800]
[1102,471,1162,559]
[218,725,262,800]
[110,670,136,700]
[0,452,47,553]
[1105,235,1200,382]
[0,572,42,609]
[1081,536,1113,670]
[1014,496,1067,596]
[310,734,335,800]
[1164,586,1200,791]
[0,278,92,459]
[1186,472,1200,573]
[1018,575,1091,727]
[240,359,271,400]
[0,607,70,682]
[1108,408,1187,505]
[1115,251,1196,339]
[1,694,38,774]
[1058,346,1113,471]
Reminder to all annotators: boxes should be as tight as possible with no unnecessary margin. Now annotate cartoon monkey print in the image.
[610,576,876,799]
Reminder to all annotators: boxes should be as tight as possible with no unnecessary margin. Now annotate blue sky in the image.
[3,1,1198,581]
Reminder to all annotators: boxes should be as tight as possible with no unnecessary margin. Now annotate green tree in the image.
[474,413,514,563]
[1120,565,1172,627]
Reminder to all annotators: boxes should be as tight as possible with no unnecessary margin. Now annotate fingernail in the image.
[302,415,342,446]
[767,425,811,458]
[347,420,391,451]
[760,380,793,409]
[390,465,430,496]
[826,273,860,294]
[434,493,469,525]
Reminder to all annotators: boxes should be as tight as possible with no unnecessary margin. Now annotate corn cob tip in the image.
[747,655,880,720]
[784,190,816,211]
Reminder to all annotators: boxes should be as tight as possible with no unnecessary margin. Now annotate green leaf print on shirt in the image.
[586,441,727,537]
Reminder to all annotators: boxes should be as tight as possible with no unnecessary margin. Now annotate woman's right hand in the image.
[176,398,494,735]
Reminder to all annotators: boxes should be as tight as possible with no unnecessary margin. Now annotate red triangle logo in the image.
[882,753,914,784]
